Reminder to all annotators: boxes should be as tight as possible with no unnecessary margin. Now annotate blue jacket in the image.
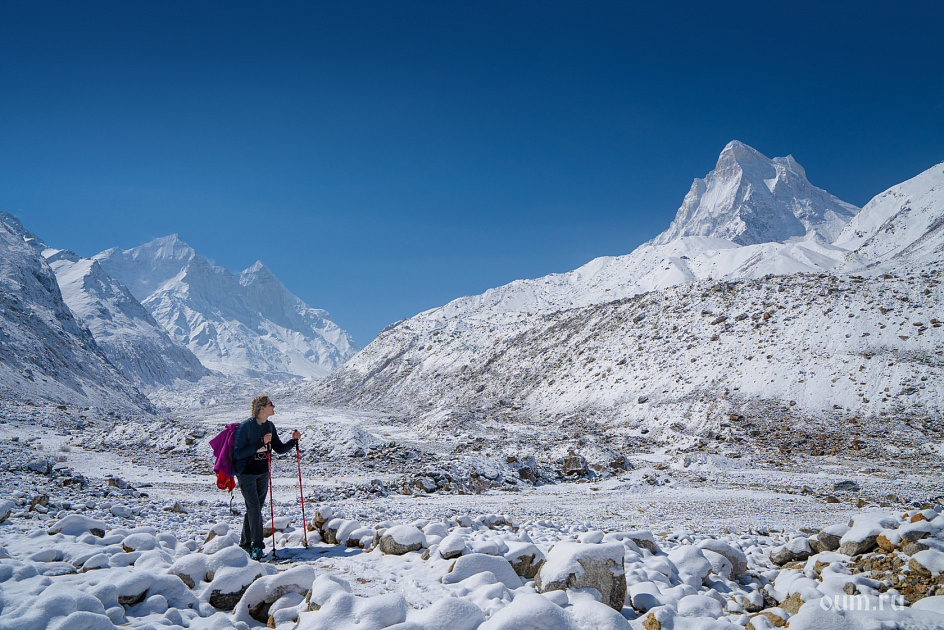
[232,417,296,475]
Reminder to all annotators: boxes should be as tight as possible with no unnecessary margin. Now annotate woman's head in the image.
[251,395,273,419]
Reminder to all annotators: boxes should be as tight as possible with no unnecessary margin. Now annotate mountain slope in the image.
[94,235,358,379]
[308,145,943,437]
[43,248,212,388]
[835,162,944,263]
[312,269,943,440]
[0,213,152,411]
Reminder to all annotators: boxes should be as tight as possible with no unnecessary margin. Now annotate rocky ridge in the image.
[0,213,152,412]
[311,267,943,448]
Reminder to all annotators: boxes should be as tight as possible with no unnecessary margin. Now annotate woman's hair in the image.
[251,395,271,419]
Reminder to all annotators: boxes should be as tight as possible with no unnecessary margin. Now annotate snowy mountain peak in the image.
[141,233,195,260]
[716,139,766,168]
[95,236,358,379]
[0,211,48,251]
[651,141,858,246]
[240,260,274,283]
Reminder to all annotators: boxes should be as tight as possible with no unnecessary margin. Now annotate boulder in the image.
[304,574,352,612]
[442,553,522,590]
[326,519,363,547]
[0,500,13,523]
[122,533,158,553]
[780,592,805,615]
[840,535,878,557]
[313,507,333,530]
[909,550,944,578]
[748,610,787,628]
[696,540,748,576]
[169,554,210,589]
[322,518,342,545]
[562,450,588,476]
[622,531,660,555]
[701,549,734,580]
[209,585,252,611]
[668,546,712,584]
[47,514,107,537]
[770,538,812,566]
[262,516,292,538]
[903,542,931,556]
[204,523,229,545]
[535,542,626,611]
[839,517,890,556]
[438,534,468,560]
[413,476,438,493]
[643,613,661,630]
[504,542,545,579]
[379,525,424,555]
[208,567,265,610]
[233,566,316,625]
[814,524,847,552]
[110,505,133,519]
[27,459,53,475]
[815,532,841,552]
[163,501,187,514]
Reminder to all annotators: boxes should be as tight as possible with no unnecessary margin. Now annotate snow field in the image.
[6,491,944,630]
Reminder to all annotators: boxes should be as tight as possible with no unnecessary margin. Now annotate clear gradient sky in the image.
[2,1,942,347]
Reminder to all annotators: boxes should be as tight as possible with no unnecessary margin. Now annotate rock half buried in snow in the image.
[811,524,847,552]
[46,514,106,537]
[437,534,468,560]
[379,525,425,555]
[696,539,748,576]
[442,553,523,590]
[232,566,316,625]
[535,541,626,611]
[770,537,812,566]
[504,541,545,579]
[909,550,944,578]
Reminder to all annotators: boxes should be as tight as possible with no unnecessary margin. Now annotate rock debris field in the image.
[2,399,944,630]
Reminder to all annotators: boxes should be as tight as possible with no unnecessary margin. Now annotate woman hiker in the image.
[233,395,300,560]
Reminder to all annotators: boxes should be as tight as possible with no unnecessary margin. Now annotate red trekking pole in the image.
[295,442,308,547]
[266,447,277,559]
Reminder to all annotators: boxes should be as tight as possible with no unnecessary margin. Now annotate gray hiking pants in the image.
[237,472,269,549]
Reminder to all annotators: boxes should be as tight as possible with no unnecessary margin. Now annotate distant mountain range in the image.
[44,247,212,389]
[309,142,944,436]
[95,235,357,380]
[0,215,357,410]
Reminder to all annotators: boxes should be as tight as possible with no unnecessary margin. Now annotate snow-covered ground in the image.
[3,399,944,629]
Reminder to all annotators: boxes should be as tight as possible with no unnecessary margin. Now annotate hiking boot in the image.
[249,547,265,561]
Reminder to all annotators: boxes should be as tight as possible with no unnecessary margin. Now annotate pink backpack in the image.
[209,422,240,491]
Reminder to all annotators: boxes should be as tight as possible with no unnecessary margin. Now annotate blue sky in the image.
[2,1,942,347]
